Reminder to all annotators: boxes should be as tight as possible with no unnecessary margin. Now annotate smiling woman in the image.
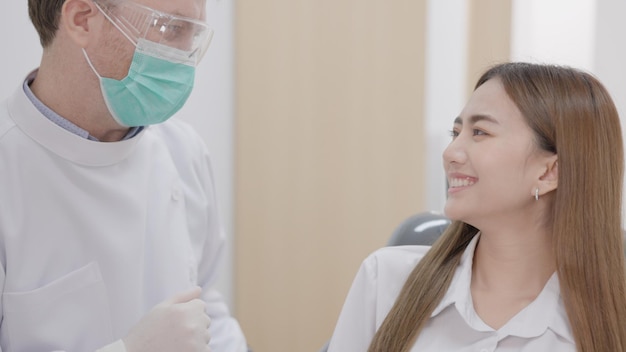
[327,62,626,352]
[443,77,558,228]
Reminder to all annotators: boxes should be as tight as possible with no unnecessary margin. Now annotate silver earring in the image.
[534,188,539,201]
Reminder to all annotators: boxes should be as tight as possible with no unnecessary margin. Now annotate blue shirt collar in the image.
[22,70,143,141]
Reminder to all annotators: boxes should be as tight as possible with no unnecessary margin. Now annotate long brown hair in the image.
[368,62,626,352]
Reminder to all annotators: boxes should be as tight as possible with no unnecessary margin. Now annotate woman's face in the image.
[442,78,553,228]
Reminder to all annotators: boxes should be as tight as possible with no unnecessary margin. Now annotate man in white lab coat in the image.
[0,0,247,351]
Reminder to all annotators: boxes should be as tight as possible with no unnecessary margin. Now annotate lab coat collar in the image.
[7,71,146,167]
[431,233,575,344]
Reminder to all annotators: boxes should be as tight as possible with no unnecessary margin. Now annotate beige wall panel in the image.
[235,1,427,351]
[466,0,512,95]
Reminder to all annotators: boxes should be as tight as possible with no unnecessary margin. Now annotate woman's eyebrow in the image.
[453,114,499,125]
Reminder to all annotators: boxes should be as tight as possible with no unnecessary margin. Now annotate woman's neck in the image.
[469,227,555,329]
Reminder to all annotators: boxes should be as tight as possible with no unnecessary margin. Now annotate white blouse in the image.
[327,235,575,351]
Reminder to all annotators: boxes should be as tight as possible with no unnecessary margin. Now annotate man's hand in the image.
[123,287,211,352]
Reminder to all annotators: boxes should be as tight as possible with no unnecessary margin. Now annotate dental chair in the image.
[319,211,451,352]
[386,211,451,247]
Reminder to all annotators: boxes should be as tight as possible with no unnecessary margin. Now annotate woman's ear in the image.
[60,0,101,48]
[537,155,558,196]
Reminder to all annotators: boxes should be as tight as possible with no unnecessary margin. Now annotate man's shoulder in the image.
[148,118,202,143]
[151,117,206,145]
[145,118,213,179]
[146,118,207,156]
[0,95,18,141]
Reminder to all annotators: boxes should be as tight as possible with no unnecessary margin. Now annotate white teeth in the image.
[449,178,475,187]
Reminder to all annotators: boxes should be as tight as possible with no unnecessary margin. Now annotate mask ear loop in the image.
[82,49,104,79]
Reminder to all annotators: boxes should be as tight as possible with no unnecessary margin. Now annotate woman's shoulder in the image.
[361,245,431,283]
[367,245,431,264]
[349,245,432,327]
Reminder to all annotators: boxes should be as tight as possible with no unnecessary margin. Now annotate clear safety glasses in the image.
[93,0,213,66]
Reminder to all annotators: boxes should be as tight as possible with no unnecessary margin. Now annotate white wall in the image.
[424,0,468,213]
[511,0,596,70]
[593,0,626,224]
[594,0,626,109]
[0,2,42,99]
[0,2,236,309]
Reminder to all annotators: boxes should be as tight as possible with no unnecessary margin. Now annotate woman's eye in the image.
[449,129,459,138]
[473,129,487,136]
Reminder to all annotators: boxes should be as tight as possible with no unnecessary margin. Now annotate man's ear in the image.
[537,154,558,196]
[60,0,101,48]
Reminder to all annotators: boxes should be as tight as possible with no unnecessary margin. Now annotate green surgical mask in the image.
[83,40,195,127]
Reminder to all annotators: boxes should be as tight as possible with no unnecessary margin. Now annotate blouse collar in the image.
[431,233,574,344]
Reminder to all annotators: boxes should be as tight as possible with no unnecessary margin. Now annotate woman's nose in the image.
[442,135,467,165]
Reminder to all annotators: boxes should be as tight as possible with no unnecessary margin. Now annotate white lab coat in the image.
[0,83,247,352]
